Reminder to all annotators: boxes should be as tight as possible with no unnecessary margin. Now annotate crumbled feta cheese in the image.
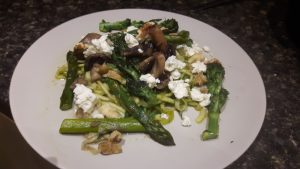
[165,55,186,72]
[170,69,181,80]
[168,80,189,99]
[202,46,210,52]
[184,79,190,83]
[160,113,169,120]
[91,109,104,119]
[92,34,114,54]
[126,26,138,32]
[147,21,155,25]
[138,48,143,53]
[83,45,97,57]
[83,34,114,57]
[139,73,160,88]
[73,84,97,113]
[181,115,192,127]
[190,88,211,107]
[125,33,139,48]
[200,96,211,107]
[191,61,207,73]
[177,43,203,56]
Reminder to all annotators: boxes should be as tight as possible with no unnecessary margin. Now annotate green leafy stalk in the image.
[131,20,144,28]
[159,18,179,34]
[103,78,175,146]
[201,62,229,140]
[99,19,131,32]
[127,79,160,106]
[164,30,192,45]
[60,51,78,110]
[59,118,145,134]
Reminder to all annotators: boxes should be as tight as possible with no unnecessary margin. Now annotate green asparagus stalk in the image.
[201,62,229,140]
[59,51,78,110]
[60,118,145,134]
[103,78,175,146]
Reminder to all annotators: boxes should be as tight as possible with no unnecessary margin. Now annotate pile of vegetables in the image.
[57,18,228,155]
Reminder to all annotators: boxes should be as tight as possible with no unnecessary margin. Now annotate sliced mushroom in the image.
[103,70,126,84]
[138,23,168,53]
[199,86,209,93]
[70,76,88,89]
[74,33,101,60]
[122,41,154,57]
[150,52,166,78]
[90,63,111,82]
[138,56,155,73]
[84,54,109,71]
[149,25,168,53]
[98,130,123,155]
[122,45,143,57]
[80,33,101,44]
[90,64,102,82]
[75,108,85,118]
[156,72,170,89]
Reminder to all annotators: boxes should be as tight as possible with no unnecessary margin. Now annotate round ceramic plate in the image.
[10,9,266,169]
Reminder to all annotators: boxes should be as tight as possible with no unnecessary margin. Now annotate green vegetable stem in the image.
[201,62,229,140]
[60,118,145,134]
[59,51,78,110]
[103,78,175,146]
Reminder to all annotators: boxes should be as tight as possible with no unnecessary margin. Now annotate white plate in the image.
[10,9,266,169]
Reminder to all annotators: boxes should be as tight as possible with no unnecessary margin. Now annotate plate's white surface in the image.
[10,9,266,169]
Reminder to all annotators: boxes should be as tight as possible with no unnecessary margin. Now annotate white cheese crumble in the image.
[126,25,138,32]
[160,113,169,120]
[184,79,190,83]
[181,115,192,127]
[190,88,211,107]
[177,43,203,56]
[83,34,114,57]
[165,55,186,72]
[73,84,97,113]
[168,80,189,99]
[125,33,139,48]
[91,109,104,119]
[191,61,207,73]
[139,73,160,88]
[170,69,181,80]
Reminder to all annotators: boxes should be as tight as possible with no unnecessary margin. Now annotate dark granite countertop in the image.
[0,0,299,168]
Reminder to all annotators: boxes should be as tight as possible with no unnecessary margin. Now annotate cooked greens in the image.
[57,18,228,155]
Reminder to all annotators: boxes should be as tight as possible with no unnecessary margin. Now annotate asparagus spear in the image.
[60,51,78,110]
[103,78,175,146]
[201,62,229,140]
[60,118,145,134]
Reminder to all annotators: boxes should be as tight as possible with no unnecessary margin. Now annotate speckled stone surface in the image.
[0,0,299,168]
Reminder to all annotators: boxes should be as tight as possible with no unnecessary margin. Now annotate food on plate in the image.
[56,18,228,155]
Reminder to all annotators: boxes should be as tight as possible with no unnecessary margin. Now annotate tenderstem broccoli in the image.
[201,62,229,140]
[164,30,192,45]
[99,19,131,32]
